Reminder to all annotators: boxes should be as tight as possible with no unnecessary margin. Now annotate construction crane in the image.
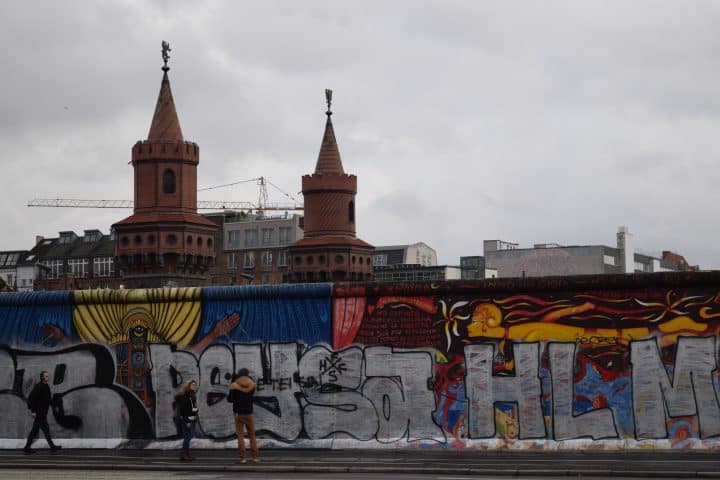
[27,177,304,212]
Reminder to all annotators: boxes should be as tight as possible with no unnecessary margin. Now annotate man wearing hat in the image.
[227,368,259,463]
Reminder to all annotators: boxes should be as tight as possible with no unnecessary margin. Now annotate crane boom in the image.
[27,198,303,211]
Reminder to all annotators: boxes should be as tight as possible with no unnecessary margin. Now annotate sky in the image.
[1,1,719,268]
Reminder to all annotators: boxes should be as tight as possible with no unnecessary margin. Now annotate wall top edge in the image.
[0,272,718,306]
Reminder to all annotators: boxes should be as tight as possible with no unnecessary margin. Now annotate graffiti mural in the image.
[1,274,720,449]
[333,278,720,448]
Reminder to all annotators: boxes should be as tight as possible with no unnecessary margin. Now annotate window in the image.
[261,274,271,284]
[261,250,273,267]
[68,258,89,277]
[243,251,255,268]
[46,259,63,279]
[262,228,274,245]
[278,227,293,244]
[6,274,14,286]
[93,257,114,277]
[373,254,388,266]
[227,230,241,249]
[278,250,288,267]
[227,252,238,269]
[166,234,177,245]
[348,201,355,223]
[603,255,616,266]
[245,229,258,247]
[163,169,176,194]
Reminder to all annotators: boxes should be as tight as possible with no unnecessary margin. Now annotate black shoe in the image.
[50,445,62,452]
[23,447,36,454]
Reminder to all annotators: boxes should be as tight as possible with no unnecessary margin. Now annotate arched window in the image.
[163,169,176,194]
[348,201,355,223]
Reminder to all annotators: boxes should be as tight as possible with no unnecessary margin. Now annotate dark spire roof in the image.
[147,71,184,141]
[314,114,345,175]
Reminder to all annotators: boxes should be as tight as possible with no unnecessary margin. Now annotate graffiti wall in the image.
[2,273,720,450]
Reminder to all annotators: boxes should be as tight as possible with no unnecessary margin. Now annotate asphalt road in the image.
[0,448,718,478]
[0,472,704,480]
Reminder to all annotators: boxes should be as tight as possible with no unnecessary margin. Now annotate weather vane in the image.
[325,89,333,116]
[161,40,171,72]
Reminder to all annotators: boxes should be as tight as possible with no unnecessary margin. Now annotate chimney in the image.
[35,235,45,245]
[616,226,634,274]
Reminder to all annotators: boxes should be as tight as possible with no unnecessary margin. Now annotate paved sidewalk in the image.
[0,448,719,477]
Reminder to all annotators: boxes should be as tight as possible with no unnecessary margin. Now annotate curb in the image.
[0,462,717,478]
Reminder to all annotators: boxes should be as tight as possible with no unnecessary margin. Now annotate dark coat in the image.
[175,393,198,423]
[27,382,52,417]
[227,376,255,414]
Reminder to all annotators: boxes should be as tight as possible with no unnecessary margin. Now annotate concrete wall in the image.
[2,272,720,450]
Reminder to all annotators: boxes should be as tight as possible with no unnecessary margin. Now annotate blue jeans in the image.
[181,422,194,450]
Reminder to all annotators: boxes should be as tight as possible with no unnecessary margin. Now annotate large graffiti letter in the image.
[632,337,720,439]
[198,345,234,438]
[363,347,444,443]
[149,344,200,438]
[549,342,617,440]
[235,343,302,440]
[299,345,377,440]
[465,343,545,439]
[0,348,30,439]
[12,345,151,440]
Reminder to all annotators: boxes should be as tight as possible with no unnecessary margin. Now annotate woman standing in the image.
[175,379,199,461]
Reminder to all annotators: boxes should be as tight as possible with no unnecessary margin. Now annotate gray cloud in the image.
[1,1,718,269]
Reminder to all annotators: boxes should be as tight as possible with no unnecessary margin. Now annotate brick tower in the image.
[287,90,374,282]
[113,43,218,288]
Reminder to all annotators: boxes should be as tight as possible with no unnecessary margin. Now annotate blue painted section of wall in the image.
[200,284,332,344]
[0,291,73,347]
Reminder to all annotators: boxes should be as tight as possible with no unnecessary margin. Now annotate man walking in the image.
[227,368,259,463]
[24,371,62,454]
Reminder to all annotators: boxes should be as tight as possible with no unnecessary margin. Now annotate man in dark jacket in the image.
[227,368,259,463]
[24,371,62,454]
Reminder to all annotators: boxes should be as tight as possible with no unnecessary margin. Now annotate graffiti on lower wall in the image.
[1,278,720,449]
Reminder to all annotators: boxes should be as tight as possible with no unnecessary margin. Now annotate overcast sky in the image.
[1,1,719,268]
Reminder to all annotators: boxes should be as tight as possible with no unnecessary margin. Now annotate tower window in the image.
[348,201,355,223]
[163,169,176,194]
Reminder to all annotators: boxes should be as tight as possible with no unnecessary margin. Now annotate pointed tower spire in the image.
[314,89,344,175]
[147,41,183,141]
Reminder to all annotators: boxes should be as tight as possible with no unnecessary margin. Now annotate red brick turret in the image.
[287,91,374,282]
[112,54,218,288]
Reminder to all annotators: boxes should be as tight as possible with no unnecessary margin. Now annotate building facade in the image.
[372,243,437,268]
[0,251,26,291]
[112,55,218,288]
[26,230,122,291]
[209,212,303,285]
[373,264,461,282]
[484,227,697,278]
[459,256,497,279]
